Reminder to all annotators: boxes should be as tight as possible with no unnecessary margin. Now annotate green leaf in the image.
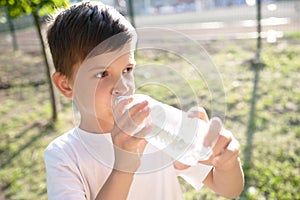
[0,0,70,18]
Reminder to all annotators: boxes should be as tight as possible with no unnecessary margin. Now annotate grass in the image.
[0,34,299,199]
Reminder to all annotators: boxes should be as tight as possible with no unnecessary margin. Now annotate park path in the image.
[0,192,6,200]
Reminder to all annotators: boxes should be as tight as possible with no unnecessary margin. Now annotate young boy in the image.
[44,1,244,199]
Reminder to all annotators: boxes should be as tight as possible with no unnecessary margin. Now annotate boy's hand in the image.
[174,107,214,170]
[201,129,240,171]
[174,107,240,172]
[111,97,151,173]
[188,107,240,171]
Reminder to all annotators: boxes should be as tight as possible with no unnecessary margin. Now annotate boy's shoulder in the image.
[44,128,79,156]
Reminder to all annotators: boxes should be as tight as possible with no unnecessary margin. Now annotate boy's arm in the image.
[202,156,244,198]
[174,136,244,198]
[184,107,244,198]
[199,129,244,198]
[95,170,134,200]
[96,98,151,199]
[200,129,244,198]
[96,134,147,200]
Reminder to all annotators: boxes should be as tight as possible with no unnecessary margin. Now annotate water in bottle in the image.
[117,94,221,166]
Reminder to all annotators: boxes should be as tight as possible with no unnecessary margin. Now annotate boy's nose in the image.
[112,76,131,96]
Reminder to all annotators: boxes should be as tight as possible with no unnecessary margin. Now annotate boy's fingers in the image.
[134,124,152,139]
[130,106,151,126]
[203,117,222,147]
[114,96,133,117]
[212,129,232,156]
[187,106,209,123]
[198,131,238,167]
[212,142,240,171]
[213,141,239,164]
[126,106,151,136]
[115,102,150,136]
[128,100,148,118]
[173,161,191,170]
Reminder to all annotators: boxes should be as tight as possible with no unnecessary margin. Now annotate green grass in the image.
[0,36,299,199]
[283,31,300,39]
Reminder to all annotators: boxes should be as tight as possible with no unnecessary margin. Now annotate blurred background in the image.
[1,0,299,49]
[0,0,299,199]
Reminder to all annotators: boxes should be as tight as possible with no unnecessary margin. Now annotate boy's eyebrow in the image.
[131,60,137,65]
[86,59,136,72]
[127,63,135,67]
[128,60,136,66]
[87,65,108,72]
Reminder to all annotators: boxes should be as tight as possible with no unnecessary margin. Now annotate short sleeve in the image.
[44,146,87,200]
[176,163,213,190]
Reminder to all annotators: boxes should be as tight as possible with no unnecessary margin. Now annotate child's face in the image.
[71,51,136,132]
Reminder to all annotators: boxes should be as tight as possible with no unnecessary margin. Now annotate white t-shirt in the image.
[44,127,212,200]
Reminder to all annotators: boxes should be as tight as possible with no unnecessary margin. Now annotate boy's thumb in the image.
[203,117,222,147]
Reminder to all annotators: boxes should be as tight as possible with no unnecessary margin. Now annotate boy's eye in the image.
[123,67,133,74]
[95,71,108,78]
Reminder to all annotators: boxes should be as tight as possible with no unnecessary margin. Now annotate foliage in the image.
[283,31,300,39]
[0,0,70,121]
[0,0,69,18]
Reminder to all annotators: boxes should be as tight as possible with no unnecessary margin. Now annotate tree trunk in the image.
[5,6,18,51]
[32,11,58,122]
[256,0,262,60]
[127,0,135,27]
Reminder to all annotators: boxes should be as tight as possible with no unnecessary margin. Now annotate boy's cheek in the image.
[127,79,135,95]
[73,77,99,111]
[127,75,135,93]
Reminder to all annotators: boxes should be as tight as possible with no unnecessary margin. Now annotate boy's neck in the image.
[79,115,114,134]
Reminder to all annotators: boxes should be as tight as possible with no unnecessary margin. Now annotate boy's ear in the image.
[52,72,73,98]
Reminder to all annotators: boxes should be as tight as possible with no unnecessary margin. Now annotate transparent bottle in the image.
[118,94,221,166]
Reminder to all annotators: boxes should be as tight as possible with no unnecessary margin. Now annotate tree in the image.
[0,0,70,122]
[4,6,18,51]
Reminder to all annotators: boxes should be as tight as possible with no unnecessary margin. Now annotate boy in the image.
[45,1,244,199]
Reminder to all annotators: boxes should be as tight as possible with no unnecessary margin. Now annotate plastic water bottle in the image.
[117,94,222,166]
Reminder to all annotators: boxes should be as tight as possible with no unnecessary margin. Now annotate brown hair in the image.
[47,2,133,79]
